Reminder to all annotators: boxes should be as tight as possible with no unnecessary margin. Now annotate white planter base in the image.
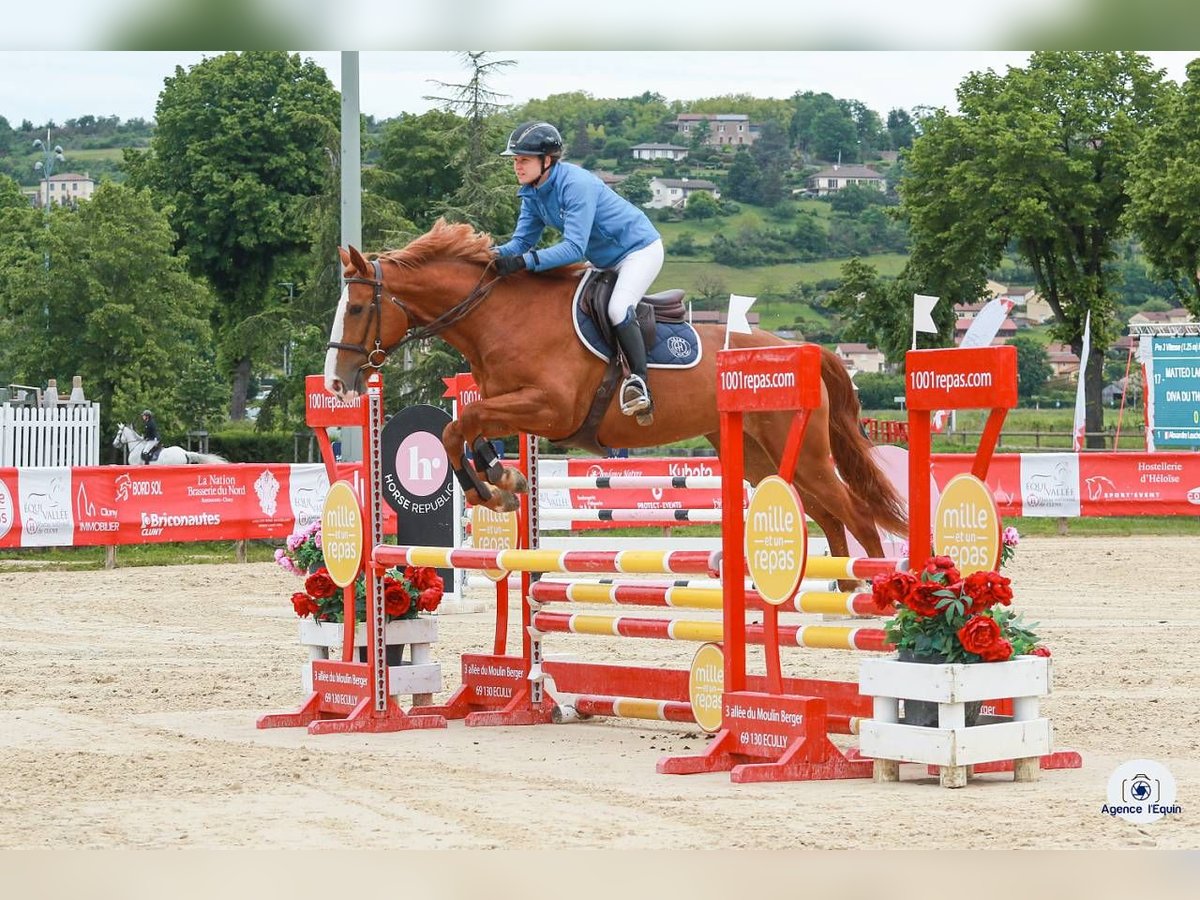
[298,618,442,706]
[858,656,1054,789]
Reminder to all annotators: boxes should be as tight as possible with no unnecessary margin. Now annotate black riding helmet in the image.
[500,121,563,158]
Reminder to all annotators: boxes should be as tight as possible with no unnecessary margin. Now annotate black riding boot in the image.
[614,317,654,424]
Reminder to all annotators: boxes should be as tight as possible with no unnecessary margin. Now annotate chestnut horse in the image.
[324,219,906,563]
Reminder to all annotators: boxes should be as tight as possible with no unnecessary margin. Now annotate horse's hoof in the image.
[496,490,520,513]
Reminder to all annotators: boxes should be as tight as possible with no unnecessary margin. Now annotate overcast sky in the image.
[2,50,1196,129]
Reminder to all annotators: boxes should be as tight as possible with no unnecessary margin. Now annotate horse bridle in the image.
[327,256,501,370]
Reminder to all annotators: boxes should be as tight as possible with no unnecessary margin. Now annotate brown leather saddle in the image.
[555,270,689,455]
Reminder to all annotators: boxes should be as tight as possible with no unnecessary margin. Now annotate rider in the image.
[140,409,162,464]
[491,121,664,423]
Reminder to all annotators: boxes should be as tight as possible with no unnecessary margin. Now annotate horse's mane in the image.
[381,217,585,281]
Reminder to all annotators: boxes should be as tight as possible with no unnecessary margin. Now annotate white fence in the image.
[0,403,101,467]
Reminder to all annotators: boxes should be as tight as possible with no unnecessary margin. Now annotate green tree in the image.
[828,257,951,363]
[1007,334,1053,402]
[683,190,719,220]
[1127,58,1200,318]
[724,148,761,203]
[886,108,918,150]
[616,172,652,206]
[372,109,463,228]
[0,183,223,436]
[426,51,519,236]
[124,51,340,421]
[899,51,1164,446]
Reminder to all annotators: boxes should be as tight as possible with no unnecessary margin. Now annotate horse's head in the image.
[112,424,130,448]
[324,220,500,399]
[324,246,411,398]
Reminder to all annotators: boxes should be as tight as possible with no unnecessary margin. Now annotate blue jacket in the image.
[494,161,660,272]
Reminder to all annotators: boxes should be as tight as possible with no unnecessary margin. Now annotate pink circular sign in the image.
[394,432,448,497]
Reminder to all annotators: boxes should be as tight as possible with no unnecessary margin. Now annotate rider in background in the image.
[140,409,162,463]
[491,121,664,423]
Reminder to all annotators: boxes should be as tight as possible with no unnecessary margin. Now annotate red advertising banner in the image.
[716,345,821,413]
[905,346,1018,411]
[1078,453,1200,516]
[305,374,365,427]
[930,454,1023,517]
[1,463,395,548]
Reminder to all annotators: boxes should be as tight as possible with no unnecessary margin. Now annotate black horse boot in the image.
[614,316,654,425]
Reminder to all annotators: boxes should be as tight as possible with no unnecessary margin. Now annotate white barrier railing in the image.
[0,403,101,467]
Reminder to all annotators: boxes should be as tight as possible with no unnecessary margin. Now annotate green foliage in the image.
[0,182,224,438]
[125,51,340,421]
[372,109,464,227]
[203,428,296,462]
[616,172,652,205]
[854,373,906,409]
[1007,334,1053,401]
[1127,57,1200,316]
[683,191,719,220]
[900,51,1166,445]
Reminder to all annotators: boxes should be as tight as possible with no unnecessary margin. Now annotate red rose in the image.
[870,571,916,614]
[1030,646,1052,657]
[418,587,442,612]
[979,638,1013,662]
[957,614,1005,657]
[290,591,318,618]
[412,566,442,591]
[961,570,1013,612]
[384,582,412,617]
[305,568,337,599]
[923,555,962,585]
[902,581,943,617]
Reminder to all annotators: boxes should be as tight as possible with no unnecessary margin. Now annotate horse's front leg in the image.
[442,388,545,512]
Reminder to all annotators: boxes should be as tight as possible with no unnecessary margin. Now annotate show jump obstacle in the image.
[260,345,1080,784]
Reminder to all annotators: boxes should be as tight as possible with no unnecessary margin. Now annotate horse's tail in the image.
[820,348,908,536]
[186,452,229,464]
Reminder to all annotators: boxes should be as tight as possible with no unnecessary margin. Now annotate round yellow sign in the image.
[689,642,725,734]
[933,474,1001,576]
[321,481,363,588]
[744,474,807,605]
[471,505,519,582]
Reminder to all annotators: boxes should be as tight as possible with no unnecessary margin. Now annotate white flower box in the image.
[298,618,441,705]
[857,655,1054,788]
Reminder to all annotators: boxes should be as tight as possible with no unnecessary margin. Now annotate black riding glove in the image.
[493,254,527,276]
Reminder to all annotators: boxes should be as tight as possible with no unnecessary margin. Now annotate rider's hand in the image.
[493,254,527,276]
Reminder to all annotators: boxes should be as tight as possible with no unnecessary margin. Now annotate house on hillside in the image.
[835,343,887,374]
[38,172,95,207]
[630,142,689,161]
[953,305,1018,344]
[805,164,886,196]
[1129,308,1195,327]
[647,176,720,210]
[673,113,759,147]
[689,309,760,327]
[1045,342,1081,379]
[592,170,627,188]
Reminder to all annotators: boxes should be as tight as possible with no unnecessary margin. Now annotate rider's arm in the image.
[493,199,544,258]
[526,177,596,271]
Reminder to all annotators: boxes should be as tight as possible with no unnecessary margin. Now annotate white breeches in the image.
[606,239,665,325]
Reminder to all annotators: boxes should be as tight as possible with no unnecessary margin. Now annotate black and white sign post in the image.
[379,405,462,603]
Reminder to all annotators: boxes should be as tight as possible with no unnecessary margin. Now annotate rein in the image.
[328,257,500,370]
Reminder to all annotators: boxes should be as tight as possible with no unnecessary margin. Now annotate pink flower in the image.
[1003,526,1020,547]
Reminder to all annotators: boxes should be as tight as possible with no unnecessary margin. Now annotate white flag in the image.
[912,294,939,334]
[960,297,1015,348]
[1072,311,1092,452]
[724,294,756,349]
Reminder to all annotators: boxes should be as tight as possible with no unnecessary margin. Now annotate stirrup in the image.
[620,375,653,418]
